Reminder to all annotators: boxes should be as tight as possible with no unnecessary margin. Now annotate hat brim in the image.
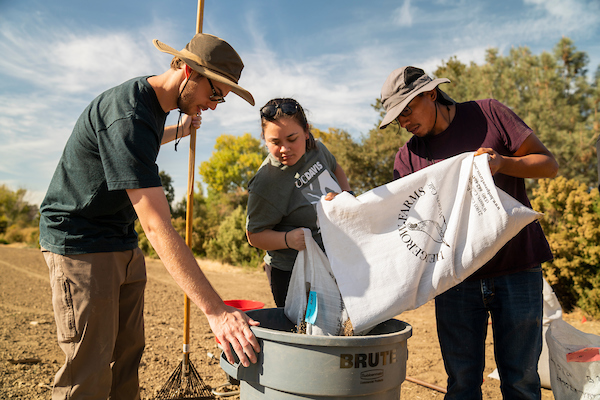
[379,78,451,129]
[153,39,255,106]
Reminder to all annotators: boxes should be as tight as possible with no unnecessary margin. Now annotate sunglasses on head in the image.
[260,101,300,119]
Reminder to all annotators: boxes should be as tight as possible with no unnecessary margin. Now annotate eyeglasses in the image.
[397,93,424,119]
[260,101,300,119]
[207,78,225,103]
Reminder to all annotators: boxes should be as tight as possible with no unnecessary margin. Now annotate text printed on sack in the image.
[396,182,448,263]
[468,163,501,216]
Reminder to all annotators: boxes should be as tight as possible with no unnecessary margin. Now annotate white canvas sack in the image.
[317,152,543,335]
[284,228,350,336]
[547,318,600,398]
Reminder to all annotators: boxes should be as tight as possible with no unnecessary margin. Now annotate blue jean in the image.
[435,267,543,400]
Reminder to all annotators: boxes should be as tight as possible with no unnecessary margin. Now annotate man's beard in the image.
[176,77,199,115]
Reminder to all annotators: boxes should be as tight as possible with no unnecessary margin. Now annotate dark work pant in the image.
[266,264,292,307]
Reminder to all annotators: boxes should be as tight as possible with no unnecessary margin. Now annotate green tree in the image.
[205,205,263,268]
[196,133,267,267]
[158,171,175,212]
[531,177,600,317]
[312,127,362,191]
[357,100,413,191]
[170,183,211,256]
[199,133,266,194]
[433,37,599,187]
[313,112,407,194]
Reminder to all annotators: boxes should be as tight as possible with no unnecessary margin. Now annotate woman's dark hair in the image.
[260,98,317,151]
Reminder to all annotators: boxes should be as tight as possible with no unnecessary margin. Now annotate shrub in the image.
[172,216,211,257]
[205,206,263,268]
[3,225,39,247]
[0,185,39,245]
[531,176,600,317]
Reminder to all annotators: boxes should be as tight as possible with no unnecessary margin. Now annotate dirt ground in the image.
[2,244,599,399]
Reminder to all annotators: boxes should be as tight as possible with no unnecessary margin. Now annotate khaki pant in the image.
[43,248,146,400]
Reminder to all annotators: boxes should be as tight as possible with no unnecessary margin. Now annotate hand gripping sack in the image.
[317,152,543,335]
[284,228,350,336]
[547,318,600,399]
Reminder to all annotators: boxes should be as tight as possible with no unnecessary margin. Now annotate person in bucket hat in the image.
[382,66,558,399]
[39,33,259,400]
[379,65,454,131]
[153,33,254,106]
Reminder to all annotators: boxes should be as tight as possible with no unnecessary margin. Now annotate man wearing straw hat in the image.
[39,33,260,399]
[379,66,558,399]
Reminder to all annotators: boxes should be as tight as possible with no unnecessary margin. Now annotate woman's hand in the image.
[285,228,306,251]
[325,190,354,201]
[325,192,339,201]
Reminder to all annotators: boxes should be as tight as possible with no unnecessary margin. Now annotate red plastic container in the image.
[224,299,265,311]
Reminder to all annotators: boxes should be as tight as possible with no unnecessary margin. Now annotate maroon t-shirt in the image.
[394,99,553,280]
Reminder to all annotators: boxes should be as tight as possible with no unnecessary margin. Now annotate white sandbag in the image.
[547,318,600,399]
[317,152,542,335]
[488,278,563,389]
[539,279,564,389]
[284,228,350,336]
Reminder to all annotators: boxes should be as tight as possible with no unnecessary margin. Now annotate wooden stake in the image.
[183,0,205,362]
[405,376,448,394]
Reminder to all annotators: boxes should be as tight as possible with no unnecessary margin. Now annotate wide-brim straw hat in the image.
[379,66,453,129]
[153,33,255,106]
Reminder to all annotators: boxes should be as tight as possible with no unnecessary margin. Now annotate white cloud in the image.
[0,91,76,192]
[206,15,385,140]
[524,0,584,19]
[49,34,154,92]
[0,13,161,96]
[392,0,414,27]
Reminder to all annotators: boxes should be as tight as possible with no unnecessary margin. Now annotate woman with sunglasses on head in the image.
[246,98,352,307]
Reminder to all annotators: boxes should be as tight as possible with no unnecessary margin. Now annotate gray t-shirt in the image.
[247,141,341,271]
[39,76,167,255]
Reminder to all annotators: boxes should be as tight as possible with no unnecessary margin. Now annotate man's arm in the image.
[127,186,260,366]
[475,133,559,178]
[161,114,202,145]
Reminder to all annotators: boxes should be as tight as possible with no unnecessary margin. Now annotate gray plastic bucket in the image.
[220,308,412,399]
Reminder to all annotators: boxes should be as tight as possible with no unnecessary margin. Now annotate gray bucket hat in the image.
[153,33,255,106]
[379,66,454,129]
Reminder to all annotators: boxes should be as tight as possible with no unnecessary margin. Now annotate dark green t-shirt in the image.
[39,76,168,255]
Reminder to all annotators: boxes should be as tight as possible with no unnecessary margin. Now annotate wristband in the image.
[346,190,355,196]
[284,231,291,249]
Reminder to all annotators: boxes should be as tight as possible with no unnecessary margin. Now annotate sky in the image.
[1,0,599,206]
